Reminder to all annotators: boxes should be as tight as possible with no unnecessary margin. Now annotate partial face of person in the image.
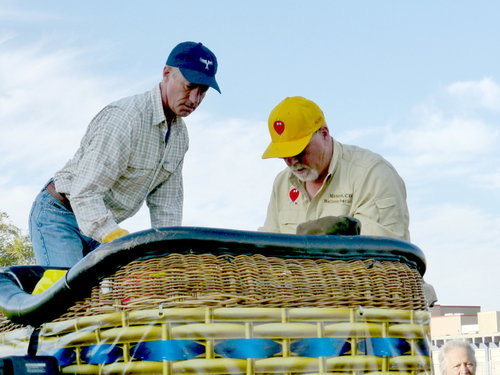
[283,130,328,182]
[164,67,208,117]
[445,347,476,375]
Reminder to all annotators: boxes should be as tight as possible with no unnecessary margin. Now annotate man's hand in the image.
[296,216,361,235]
[102,228,130,243]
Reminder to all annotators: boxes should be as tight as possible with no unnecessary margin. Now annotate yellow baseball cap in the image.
[262,96,326,159]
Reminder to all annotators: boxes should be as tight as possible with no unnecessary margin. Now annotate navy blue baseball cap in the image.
[166,41,221,93]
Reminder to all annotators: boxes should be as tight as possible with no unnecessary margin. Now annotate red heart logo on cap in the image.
[289,188,300,202]
[274,120,285,135]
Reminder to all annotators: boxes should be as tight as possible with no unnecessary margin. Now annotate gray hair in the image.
[439,340,476,375]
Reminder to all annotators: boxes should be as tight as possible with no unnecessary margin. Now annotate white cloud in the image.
[446,77,500,111]
[0,32,16,45]
[0,183,38,236]
[0,39,130,175]
[474,169,500,190]
[386,114,494,165]
[0,5,59,22]
[335,79,500,181]
[411,204,500,312]
[342,80,500,188]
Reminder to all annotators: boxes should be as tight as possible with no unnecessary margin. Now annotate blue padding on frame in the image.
[80,344,123,365]
[41,347,76,366]
[416,338,430,356]
[132,340,205,361]
[358,337,410,357]
[290,338,350,357]
[215,339,282,359]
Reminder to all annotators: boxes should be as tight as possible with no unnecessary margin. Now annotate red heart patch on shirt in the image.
[274,120,285,135]
[289,188,300,202]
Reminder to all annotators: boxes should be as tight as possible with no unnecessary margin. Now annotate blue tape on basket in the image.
[81,344,123,365]
[132,340,205,361]
[41,347,76,366]
[290,338,350,357]
[214,339,282,359]
[358,337,410,357]
[416,338,430,356]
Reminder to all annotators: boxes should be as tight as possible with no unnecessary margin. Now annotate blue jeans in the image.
[29,184,100,267]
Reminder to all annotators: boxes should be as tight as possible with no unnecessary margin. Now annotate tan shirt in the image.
[260,139,410,240]
[55,85,188,241]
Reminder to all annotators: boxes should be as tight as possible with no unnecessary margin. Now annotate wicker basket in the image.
[0,227,431,375]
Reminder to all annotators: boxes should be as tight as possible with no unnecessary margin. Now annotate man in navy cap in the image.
[29,41,221,267]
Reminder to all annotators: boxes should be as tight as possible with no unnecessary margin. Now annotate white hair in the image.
[439,340,476,375]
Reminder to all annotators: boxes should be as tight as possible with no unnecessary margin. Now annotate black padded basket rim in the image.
[91,226,426,273]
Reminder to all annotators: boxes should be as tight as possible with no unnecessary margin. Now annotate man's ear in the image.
[319,125,330,138]
[162,65,172,81]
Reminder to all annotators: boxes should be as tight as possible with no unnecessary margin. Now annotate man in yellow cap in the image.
[260,96,410,240]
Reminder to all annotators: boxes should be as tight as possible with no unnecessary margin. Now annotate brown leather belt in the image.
[45,181,72,212]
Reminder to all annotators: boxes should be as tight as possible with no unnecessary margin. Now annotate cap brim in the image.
[180,67,221,93]
[261,133,313,159]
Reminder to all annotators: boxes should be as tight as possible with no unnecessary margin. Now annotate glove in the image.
[296,216,361,236]
[102,228,130,243]
[32,269,68,295]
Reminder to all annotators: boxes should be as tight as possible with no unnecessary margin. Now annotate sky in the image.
[1,1,499,312]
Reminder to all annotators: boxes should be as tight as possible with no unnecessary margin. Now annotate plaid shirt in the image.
[54,84,189,241]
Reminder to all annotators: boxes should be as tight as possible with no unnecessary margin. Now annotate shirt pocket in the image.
[122,158,157,187]
[161,152,184,174]
[278,208,305,234]
[374,197,399,225]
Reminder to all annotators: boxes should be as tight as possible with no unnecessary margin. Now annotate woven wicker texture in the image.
[53,253,426,323]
